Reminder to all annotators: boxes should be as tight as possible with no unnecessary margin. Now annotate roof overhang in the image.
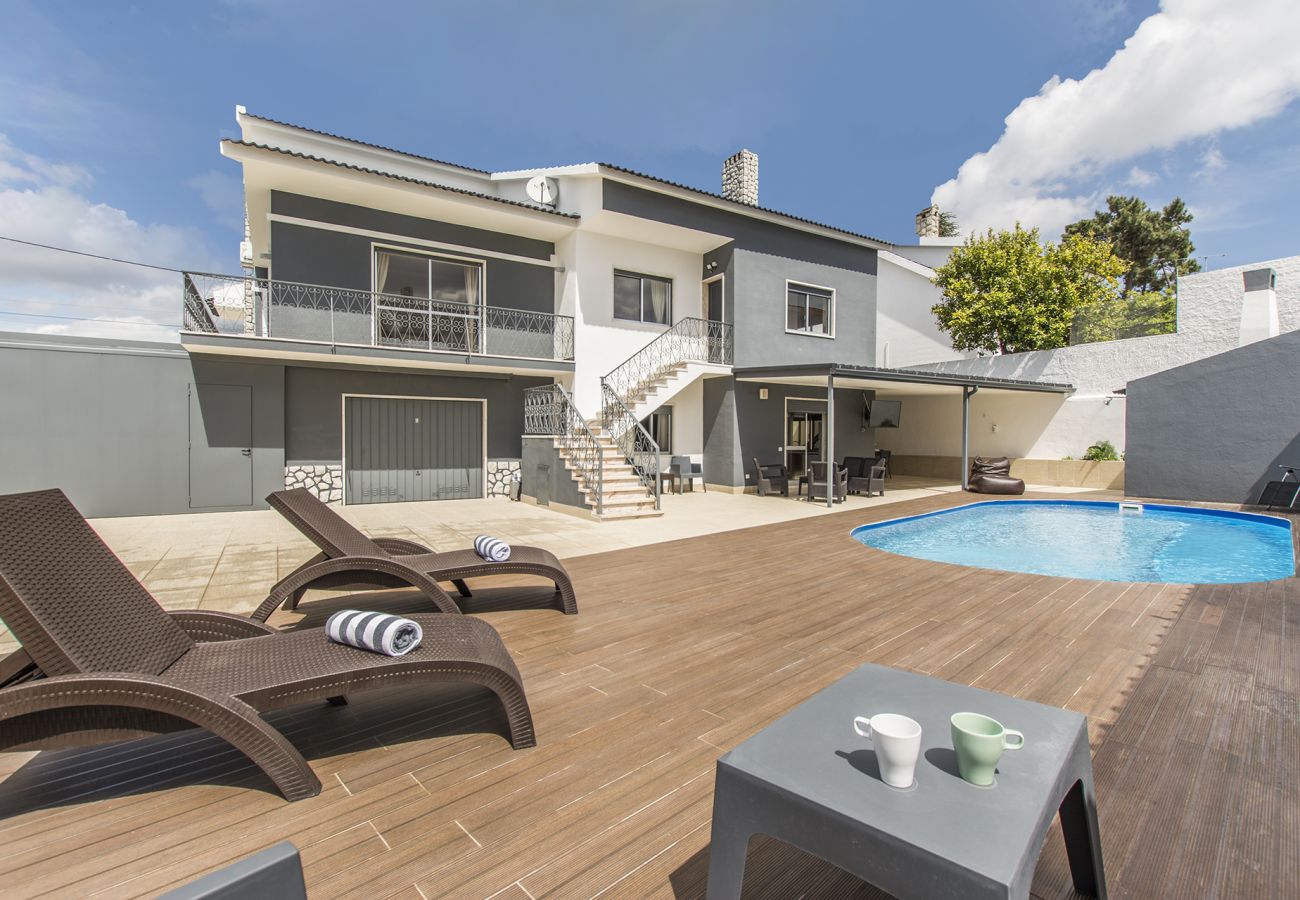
[223,141,578,261]
[734,363,1075,397]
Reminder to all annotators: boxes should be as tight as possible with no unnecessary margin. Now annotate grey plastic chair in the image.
[672,455,706,492]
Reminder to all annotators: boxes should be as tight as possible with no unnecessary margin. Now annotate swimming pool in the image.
[851,500,1295,584]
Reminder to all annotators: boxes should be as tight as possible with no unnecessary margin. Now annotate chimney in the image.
[722,149,759,206]
[1239,267,1280,346]
[915,205,942,238]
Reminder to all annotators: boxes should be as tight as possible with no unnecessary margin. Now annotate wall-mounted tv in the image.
[866,399,903,428]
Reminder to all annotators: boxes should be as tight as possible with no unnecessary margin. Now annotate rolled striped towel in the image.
[473,534,511,562]
[325,609,423,657]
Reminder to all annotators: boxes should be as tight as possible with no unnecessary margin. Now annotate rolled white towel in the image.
[325,609,423,657]
[473,534,511,562]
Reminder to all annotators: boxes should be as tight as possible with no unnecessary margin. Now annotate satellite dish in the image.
[526,175,559,206]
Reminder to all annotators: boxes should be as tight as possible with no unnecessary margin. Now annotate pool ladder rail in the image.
[1119,501,1145,514]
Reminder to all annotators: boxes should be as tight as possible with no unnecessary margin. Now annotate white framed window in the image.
[614,270,673,325]
[786,280,835,338]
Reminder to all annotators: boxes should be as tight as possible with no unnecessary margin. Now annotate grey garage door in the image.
[344,396,483,505]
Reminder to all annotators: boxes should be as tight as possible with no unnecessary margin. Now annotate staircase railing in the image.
[600,382,661,511]
[601,317,733,416]
[523,384,604,515]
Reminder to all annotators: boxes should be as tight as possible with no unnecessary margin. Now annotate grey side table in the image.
[706,663,1105,899]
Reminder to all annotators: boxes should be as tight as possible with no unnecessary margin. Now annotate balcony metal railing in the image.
[600,381,661,511]
[523,384,604,515]
[181,272,575,362]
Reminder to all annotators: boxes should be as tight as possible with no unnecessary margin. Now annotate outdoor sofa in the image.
[0,489,535,802]
[252,488,577,622]
[807,461,848,503]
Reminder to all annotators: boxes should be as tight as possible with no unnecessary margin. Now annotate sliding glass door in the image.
[374,248,483,351]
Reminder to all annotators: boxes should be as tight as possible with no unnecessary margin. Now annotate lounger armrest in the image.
[168,610,279,642]
[372,537,434,557]
[0,647,39,688]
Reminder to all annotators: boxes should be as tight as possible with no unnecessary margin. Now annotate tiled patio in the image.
[1,488,1292,899]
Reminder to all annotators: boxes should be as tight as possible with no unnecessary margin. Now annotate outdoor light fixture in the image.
[759,388,769,400]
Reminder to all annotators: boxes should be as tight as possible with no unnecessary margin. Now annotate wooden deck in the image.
[0,491,1294,899]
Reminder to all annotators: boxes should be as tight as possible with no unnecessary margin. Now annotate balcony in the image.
[181,272,575,365]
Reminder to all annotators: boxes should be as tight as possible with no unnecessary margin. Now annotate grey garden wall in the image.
[0,333,285,517]
[266,192,557,345]
[1126,328,1300,504]
[520,436,587,511]
[283,366,549,465]
[703,376,876,489]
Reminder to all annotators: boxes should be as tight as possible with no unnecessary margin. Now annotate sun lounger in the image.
[252,489,577,622]
[0,489,535,802]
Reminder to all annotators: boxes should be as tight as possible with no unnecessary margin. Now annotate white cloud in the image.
[1198,144,1226,178]
[0,135,217,341]
[1125,165,1156,187]
[932,0,1300,236]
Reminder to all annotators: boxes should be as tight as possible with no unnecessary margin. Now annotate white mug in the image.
[853,713,922,788]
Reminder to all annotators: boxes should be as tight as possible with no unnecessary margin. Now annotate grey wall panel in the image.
[0,334,284,517]
[188,383,254,508]
[733,379,876,490]
[285,366,548,464]
[703,376,743,487]
[603,181,878,275]
[730,248,878,369]
[521,436,586,511]
[1126,329,1300,504]
[272,192,555,261]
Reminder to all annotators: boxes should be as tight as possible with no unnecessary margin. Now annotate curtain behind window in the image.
[644,279,671,324]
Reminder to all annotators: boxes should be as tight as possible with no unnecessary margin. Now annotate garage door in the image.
[344,396,483,504]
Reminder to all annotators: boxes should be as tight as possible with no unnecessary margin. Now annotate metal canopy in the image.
[733,363,1075,395]
[734,363,1074,504]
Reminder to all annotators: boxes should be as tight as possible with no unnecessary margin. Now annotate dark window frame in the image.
[785,280,835,338]
[614,269,673,325]
[641,404,672,453]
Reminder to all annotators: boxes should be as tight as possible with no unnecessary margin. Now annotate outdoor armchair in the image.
[0,489,536,802]
[753,458,790,497]
[847,460,887,497]
[807,460,848,503]
[254,489,577,622]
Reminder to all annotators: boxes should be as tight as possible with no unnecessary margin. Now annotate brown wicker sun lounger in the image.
[252,488,577,622]
[0,489,535,802]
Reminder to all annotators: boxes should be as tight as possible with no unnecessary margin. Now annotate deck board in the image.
[0,492,1294,899]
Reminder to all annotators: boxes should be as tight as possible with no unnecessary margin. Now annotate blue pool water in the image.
[851,501,1295,584]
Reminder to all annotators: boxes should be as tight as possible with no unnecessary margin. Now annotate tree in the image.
[1063,195,1199,297]
[938,210,960,237]
[930,225,1125,354]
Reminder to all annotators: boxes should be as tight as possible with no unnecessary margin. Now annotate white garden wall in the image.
[905,255,1300,457]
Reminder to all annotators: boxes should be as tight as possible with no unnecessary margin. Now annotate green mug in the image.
[950,712,1025,786]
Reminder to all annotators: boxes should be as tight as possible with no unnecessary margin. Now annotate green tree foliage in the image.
[1063,195,1199,297]
[938,211,960,237]
[931,225,1125,354]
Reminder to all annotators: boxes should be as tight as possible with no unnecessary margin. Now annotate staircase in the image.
[522,319,732,522]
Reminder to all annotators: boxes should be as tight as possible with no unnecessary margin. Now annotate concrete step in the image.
[597,506,664,521]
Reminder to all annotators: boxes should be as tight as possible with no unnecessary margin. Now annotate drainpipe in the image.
[826,373,836,508]
[961,385,978,490]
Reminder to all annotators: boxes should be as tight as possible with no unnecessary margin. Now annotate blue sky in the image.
[0,0,1297,336]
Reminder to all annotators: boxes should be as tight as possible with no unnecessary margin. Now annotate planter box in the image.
[889,455,1124,490]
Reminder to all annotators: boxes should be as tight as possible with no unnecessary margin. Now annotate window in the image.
[374,248,483,351]
[786,282,834,336]
[641,405,672,452]
[614,270,672,324]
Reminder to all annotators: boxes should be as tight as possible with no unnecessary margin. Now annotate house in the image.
[174,107,1076,518]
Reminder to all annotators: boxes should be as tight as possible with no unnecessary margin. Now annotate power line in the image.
[0,310,180,328]
[0,235,198,274]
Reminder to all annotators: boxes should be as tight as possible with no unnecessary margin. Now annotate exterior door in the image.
[188,383,253,508]
[702,277,725,364]
[345,396,483,504]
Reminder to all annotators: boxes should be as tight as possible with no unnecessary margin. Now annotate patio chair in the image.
[253,489,577,622]
[807,460,848,503]
[0,489,535,802]
[874,450,892,479]
[671,455,706,493]
[753,458,790,497]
